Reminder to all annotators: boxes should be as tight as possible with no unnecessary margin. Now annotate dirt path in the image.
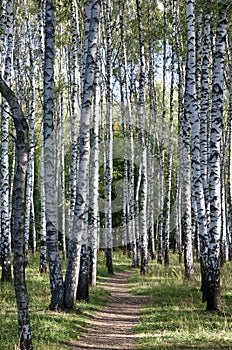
[68,270,148,350]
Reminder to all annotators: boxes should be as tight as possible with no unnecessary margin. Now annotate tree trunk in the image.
[186,0,209,288]
[0,0,13,282]
[119,0,137,266]
[103,0,114,274]
[182,0,195,280]
[164,0,175,267]
[69,0,80,235]
[199,8,212,299]
[43,0,64,310]
[0,77,33,349]
[89,63,100,287]
[39,145,47,273]
[207,0,229,311]
[64,0,100,309]
[136,0,148,275]
[157,0,168,266]
[24,0,36,261]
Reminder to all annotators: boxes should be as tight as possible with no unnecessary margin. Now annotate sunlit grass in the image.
[129,255,232,350]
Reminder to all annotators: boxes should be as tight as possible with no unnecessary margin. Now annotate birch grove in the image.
[0,1,231,347]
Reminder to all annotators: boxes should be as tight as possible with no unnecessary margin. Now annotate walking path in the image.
[68,270,149,350]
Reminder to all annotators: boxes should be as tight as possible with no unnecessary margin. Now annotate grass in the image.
[1,250,232,349]
[129,255,232,350]
[0,249,131,350]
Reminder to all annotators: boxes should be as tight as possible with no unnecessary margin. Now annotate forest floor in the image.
[66,270,150,350]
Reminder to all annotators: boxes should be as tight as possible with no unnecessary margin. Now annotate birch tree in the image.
[0,77,32,349]
[120,0,137,266]
[24,0,37,260]
[199,6,212,298]
[64,0,101,309]
[69,0,80,234]
[43,0,64,310]
[89,61,100,287]
[76,0,94,301]
[164,0,176,267]
[157,0,167,265]
[228,48,232,260]
[38,0,47,274]
[0,0,13,282]
[103,0,114,274]
[186,0,209,292]
[207,0,229,311]
[136,0,148,274]
[182,0,195,280]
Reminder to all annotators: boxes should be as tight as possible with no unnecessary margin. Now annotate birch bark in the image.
[207,0,229,311]
[103,0,114,273]
[64,0,100,309]
[136,0,148,274]
[43,0,64,310]
[0,0,13,282]
[0,77,33,349]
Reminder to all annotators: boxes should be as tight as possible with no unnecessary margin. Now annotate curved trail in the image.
[68,270,148,350]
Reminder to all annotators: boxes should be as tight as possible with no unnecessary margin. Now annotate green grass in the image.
[2,250,232,350]
[129,256,232,350]
[0,249,131,350]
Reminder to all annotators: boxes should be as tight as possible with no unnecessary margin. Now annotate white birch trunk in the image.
[43,0,64,310]
[207,1,228,311]
[0,0,13,282]
[90,62,100,287]
[157,0,167,265]
[0,76,33,350]
[164,0,175,267]
[64,0,100,309]
[24,0,36,260]
[186,0,208,290]
[104,0,113,274]
[39,146,47,273]
[228,61,232,259]
[119,0,137,264]
[136,0,148,274]
[69,0,81,234]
